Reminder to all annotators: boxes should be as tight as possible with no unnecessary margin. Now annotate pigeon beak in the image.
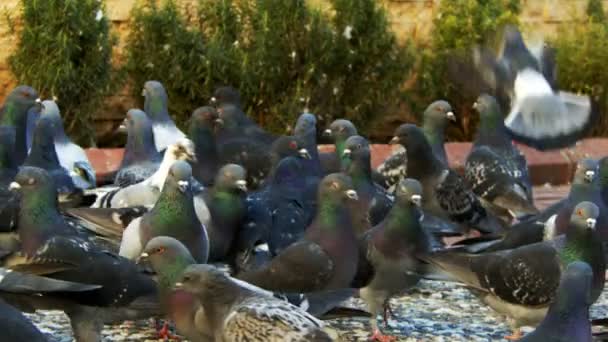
[141,88,146,97]
[446,111,456,122]
[342,148,352,158]
[215,118,224,126]
[585,170,595,182]
[117,118,128,133]
[587,218,597,229]
[298,148,311,159]
[235,180,248,192]
[210,96,217,104]
[173,282,184,290]
[323,129,332,137]
[410,194,422,207]
[8,182,20,191]
[389,136,400,145]
[177,180,190,193]
[136,252,149,264]
[472,102,478,110]
[345,189,358,200]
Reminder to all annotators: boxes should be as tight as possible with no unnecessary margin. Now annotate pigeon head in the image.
[318,173,358,203]
[395,178,423,207]
[189,106,218,132]
[270,136,310,166]
[573,159,598,184]
[390,124,430,152]
[214,164,248,193]
[164,160,193,194]
[39,100,68,141]
[215,104,243,130]
[503,25,526,50]
[270,156,305,187]
[120,109,159,165]
[24,115,62,170]
[174,264,234,297]
[10,166,57,203]
[165,139,196,163]
[2,86,39,122]
[142,81,169,121]
[211,86,241,107]
[342,135,370,172]
[473,94,502,120]
[342,135,370,160]
[141,236,196,272]
[324,119,357,142]
[569,201,600,233]
[423,100,455,129]
[294,113,317,136]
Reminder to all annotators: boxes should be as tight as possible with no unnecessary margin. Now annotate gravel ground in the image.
[27,185,600,341]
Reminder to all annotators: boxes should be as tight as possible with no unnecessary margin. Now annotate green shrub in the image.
[552,0,608,136]
[418,0,521,140]
[9,0,116,145]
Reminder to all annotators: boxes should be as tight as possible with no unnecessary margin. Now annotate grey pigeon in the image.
[422,201,605,340]
[7,166,159,341]
[375,100,456,193]
[466,94,536,222]
[0,85,39,165]
[342,135,393,232]
[238,173,359,292]
[120,160,209,263]
[320,119,358,175]
[95,138,196,208]
[519,261,593,342]
[175,264,337,341]
[142,81,186,152]
[114,109,162,187]
[294,112,322,177]
[188,106,221,186]
[390,124,505,234]
[473,26,595,150]
[215,102,276,146]
[358,179,429,341]
[23,115,79,204]
[39,100,96,189]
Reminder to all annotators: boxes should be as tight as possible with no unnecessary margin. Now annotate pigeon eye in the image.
[289,141,298,150]
[576,209,584,217]
[156,247,166,254]
[330,181,340,190]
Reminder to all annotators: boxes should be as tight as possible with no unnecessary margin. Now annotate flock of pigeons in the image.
[0,25,603,342]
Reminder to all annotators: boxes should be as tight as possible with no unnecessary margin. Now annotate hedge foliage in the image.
[9,0,116,145]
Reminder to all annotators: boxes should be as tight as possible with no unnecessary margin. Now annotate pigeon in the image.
[519,261,593,342]
[0,298,48,342]
[39,100,96,189]
[0,126,19,231]
[238,173,360,292]
[422,201,605,340]
[23,115,79,204]
[320,119,358,175]
[142,81,186,152]
[342,135,393,231]
[188,106,221,186]
[358,178,429,342]
[390,123,505,234]
[211,85,243,108]
[174,264,338,341]
[215,103,276,146]
[0,85,39,165]
[465,94,536,222]
[294,112,322,178]
[198,164,248,262]
[114,109,162,187]
[597,156,608,208]
[119,160,209,263]
[7,166,159,341]
[374,100,455,193]
[94,139,196,208]
[473,25,595,150]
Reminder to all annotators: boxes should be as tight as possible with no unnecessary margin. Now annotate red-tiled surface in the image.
[86,139,608,185]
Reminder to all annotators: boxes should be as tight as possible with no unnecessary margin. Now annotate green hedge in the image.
[9,0,116,145]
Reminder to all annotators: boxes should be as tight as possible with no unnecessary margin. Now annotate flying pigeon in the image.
[519,261,593,342]
[119,160,209,263]
[238,173,360,292]
[175,264,338,341]
[422,201,605,340]
[142,81,186,152]
[114,109,162,187]
[0,85,39,165]
[473,25,595,150]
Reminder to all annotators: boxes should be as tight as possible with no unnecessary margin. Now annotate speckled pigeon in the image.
[422,201,605,340]
[390,123,505,234]
[7,166,159,341]
[142,81,186,152]
[342,135,393,232]
[374,100,456,193]
[0,85,39,165]
[114,109,162,187]
[23,115,79,204]
[175,264,338,341]
[238,173,359,293]
[39,100,96,189]
[358,178,430,342]
[320,119,358,175]
[119,160,209,263]
[473,25,595,150]
[519,261,593,342]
